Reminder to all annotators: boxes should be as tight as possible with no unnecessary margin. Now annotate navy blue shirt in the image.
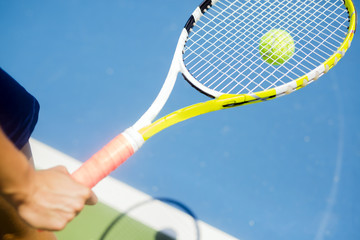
[0,68,40,149]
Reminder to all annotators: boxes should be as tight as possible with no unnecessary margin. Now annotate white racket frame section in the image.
[132,0,227,132]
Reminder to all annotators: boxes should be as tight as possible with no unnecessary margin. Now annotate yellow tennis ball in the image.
[259,29,295,65]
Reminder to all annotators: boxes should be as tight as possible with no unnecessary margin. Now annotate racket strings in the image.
[197,0,346,91]
[202,0,346,89]
[198,1,280,91]
[289,1,347,59]
[183,0,349,95]
[186,0,278,92]
[254,1,348,91]
[186,0,308,92]
[219,0,346,92]
[210,0,309,92]
[186,0,304,92]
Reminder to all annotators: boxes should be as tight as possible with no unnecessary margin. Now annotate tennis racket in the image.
[72,0,357,188]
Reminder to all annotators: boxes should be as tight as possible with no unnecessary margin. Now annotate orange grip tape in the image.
[72,133,134,188]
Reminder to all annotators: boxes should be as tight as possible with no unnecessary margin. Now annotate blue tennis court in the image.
[1,1,360,239]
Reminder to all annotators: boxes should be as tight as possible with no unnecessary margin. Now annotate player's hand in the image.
[15,166,97,231]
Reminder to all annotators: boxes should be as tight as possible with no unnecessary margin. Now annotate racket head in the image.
[135,0,356,135]
[179,0,357,101]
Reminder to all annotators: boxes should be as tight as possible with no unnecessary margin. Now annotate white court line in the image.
[30,138,239,240]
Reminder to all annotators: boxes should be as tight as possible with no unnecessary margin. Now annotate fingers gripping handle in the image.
[72,128,144,188]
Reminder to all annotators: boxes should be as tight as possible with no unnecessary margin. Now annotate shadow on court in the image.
[99,197,200,240]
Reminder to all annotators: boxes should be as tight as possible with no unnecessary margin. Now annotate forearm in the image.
[0,127,34,206]
[0,127,97,230]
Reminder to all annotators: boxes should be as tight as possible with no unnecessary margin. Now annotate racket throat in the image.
[133,29,189,131]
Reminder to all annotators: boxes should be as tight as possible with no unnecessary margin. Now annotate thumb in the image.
[52,166,70,175]
[85,191,98,205]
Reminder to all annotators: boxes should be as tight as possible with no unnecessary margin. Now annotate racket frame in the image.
[136,0,357,141]
[72,0,357,188]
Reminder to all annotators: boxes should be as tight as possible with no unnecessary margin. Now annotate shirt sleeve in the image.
[0,67,40,149]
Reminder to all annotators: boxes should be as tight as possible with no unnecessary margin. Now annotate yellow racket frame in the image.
[73,0,357,188]
[140,0,357,141]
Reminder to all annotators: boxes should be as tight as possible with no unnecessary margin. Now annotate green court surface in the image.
[56,203,173,240]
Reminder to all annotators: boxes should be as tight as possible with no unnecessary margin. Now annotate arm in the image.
[0,128,97,231]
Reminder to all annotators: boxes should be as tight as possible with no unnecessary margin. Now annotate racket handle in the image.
[72,128,144,188]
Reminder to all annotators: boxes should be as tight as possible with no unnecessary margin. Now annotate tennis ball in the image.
[259,29,295,65]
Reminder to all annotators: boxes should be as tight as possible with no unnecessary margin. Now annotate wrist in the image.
[0,152,36,208]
